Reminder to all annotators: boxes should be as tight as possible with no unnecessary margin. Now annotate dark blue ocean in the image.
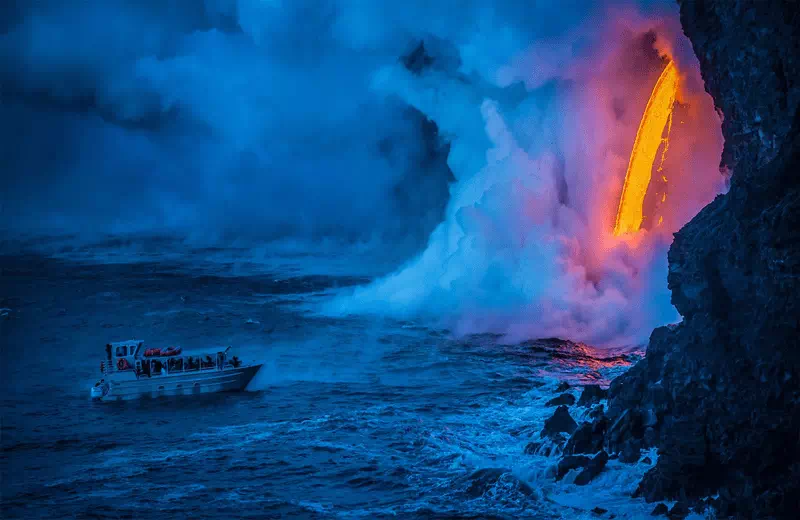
[1,246,658,519]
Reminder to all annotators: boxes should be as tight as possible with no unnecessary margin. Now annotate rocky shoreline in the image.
[535,1,799,517]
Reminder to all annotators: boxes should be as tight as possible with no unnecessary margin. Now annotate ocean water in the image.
[1,248,665,519]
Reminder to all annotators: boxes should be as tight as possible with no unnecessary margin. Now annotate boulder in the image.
[618,439,642,464]
[556,381,571,393]
[667,502,689,519]
[541,405,578,439]
[546,393,576,407]
[574,451,609,486]
[565,418,608,455]
[650,503,668,516]
[556,455,591,481]
[578,385,608,407]
[589,404,605,420]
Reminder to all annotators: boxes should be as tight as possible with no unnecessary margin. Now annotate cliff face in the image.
[605,0,800,516]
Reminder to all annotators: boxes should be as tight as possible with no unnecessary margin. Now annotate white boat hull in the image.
[92,364,261,402]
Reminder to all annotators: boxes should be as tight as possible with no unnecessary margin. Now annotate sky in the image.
[0,0,726,345]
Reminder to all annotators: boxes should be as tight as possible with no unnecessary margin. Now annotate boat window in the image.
[116,345,127,357]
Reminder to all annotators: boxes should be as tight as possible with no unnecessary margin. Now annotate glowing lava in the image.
[613,60,679,236]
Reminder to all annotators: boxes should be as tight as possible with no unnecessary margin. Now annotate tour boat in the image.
[90,340,261,401]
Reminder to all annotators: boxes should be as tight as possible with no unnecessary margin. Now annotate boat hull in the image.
[93,364,261,402]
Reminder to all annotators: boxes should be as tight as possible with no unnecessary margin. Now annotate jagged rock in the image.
[650,503,668,516]
[556,455,591,481]
[574,451,609,485]
[589,404,605,420]
[565,418,608,455]
[546,393,576,407]
[541,405,578,438]
[591,506,608,515]
[578,385,608,407]
[556,381,571,393]
[667,502,689,519]
[606,408,644,453]
[618,439,642,464]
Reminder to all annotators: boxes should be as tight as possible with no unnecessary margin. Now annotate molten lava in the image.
[613,61,679,236]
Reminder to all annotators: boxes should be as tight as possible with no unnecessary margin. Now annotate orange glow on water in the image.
[613,61,679,236]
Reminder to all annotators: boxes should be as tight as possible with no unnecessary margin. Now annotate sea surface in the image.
[1,244,662,519]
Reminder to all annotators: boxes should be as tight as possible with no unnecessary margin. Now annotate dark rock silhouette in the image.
[564,418,608,455]
[574,451,609,486]
[577,384,607,407]
[555,381,571,393]
[545,393,576,407]
[650,503,668,516]
[667,501,689,519]
[541,405,578,438]
[556,455,591,481]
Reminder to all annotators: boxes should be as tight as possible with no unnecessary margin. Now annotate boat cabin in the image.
[103,340,240,378]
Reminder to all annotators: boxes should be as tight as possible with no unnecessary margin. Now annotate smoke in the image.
[1,1,725,344]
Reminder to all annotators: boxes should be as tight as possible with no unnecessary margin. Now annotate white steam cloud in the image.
[1,1,725,345]
[329,5,726,346]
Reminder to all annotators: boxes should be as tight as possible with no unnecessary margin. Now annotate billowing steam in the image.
[330,9,726,346]
[1,1,725,345]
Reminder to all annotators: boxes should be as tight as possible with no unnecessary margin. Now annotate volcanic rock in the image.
[574,451,609,486]
[555,381,571,393]
[541,405,578,438]
[602,0,800,515]
[667,502,689,519]
[564,418,608,455]
[606,408,644,453]
[556,455,591,481]
[546,393,576,407]
[577,385,608,407]
[650,503,668,516]
[618,439,642,464]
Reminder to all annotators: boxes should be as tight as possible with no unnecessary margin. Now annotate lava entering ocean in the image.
[333,10,727,347]
[614,60,679,236]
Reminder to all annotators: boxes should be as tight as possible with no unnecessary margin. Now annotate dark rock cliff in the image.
[592,0,800,516]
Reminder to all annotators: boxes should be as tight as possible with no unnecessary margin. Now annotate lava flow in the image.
[613,60,679,236]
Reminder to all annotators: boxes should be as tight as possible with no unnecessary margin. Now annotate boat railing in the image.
[99,353,236,377]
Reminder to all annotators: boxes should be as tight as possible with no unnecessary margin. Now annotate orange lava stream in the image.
[613,61,679,236]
